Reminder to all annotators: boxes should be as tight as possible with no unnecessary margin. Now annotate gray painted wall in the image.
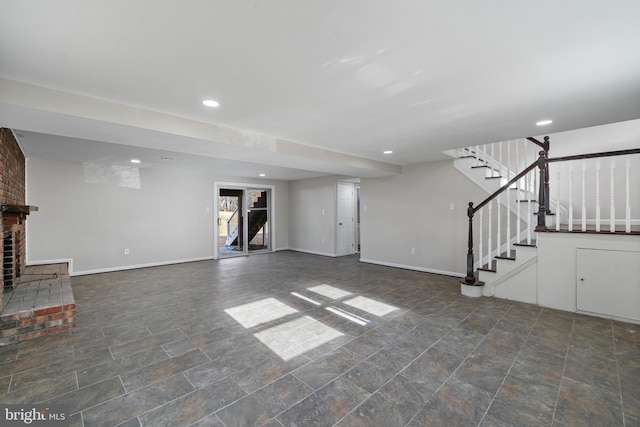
[287,175,340,256]
[26,156,289,274]
[359,159,481,276]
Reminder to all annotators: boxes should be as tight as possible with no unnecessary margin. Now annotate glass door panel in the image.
[218,188,244,257]
[247,189,270,253]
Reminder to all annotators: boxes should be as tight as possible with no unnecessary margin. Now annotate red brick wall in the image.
[1,128,27,303]
[0,128,26,206]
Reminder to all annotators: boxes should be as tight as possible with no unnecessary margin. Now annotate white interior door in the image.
[576,248,640,321]
[337,182,355,256]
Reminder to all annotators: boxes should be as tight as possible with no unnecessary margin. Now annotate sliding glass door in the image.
[217,185,271,258]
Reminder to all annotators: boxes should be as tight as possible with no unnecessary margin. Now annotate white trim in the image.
[461,284,484,298]
[485,256,538,296]
[27,258,74,274]
[576,309,640,325]
[358,258,464,278]
[566,218,640,226]
[29,256,215,276]
[288,248,337,258]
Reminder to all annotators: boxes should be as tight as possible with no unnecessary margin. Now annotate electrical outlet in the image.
[124,248,130,255]
[411,248,416,255]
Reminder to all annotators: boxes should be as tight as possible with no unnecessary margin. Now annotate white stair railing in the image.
[550,151,639,232]
[464,139,639,289]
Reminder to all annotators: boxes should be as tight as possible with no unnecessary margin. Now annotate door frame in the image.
[336,181,357,256]
[213,181,276,259]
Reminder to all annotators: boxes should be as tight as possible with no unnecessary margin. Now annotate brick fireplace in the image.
[2,204,37,290]
[0,128,76,345]
[1,127,27,309]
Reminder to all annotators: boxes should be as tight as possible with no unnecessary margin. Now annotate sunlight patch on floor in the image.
[290,292,322,306]
[325,306,369,326]
[307,284,352,300]
[343,296,398,316]
[254,316,344,361]
[224,298,298,328]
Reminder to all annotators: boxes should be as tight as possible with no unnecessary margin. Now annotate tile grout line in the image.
[611,320,627,427]
[550,315,576,425]
[331,319,442,425]
[476,305,543,426]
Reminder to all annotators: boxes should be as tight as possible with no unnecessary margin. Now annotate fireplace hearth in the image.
[1,204,38,290]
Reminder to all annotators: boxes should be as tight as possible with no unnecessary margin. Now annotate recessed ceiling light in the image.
[536,120,553,126]
[383,150,393,154]
[259,173,266,177]
[130,159,141,164]
[202,99,220,107]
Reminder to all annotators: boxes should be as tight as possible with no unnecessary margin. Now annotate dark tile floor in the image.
[0,251,638,426]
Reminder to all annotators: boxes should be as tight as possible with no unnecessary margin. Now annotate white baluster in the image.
[568,162,574,232]
[582,160,587,232]
[475,145,480,167]
[483,144,487,168]
[626,157,631,233]
[516,138,520,172]
[499,141,503,180]
[524,144,529,195]
[497,192,502,257]
[516,140,521,241]
[556,166,561,231]
[596,158,601,232]
[610,157,616,232]
[506,141,511,255]
[491,143,495,177]
[488,200,493,267]
[527,168,532,245]
[478,208,483,268]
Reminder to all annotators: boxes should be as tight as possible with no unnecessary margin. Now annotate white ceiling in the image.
[1,1,639,180]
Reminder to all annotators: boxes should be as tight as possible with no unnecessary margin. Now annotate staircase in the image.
[227,192,268,246]
[450,137,640,300]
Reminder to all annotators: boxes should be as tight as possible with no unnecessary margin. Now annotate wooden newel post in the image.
[543,136,551,214]
[535,151,548,232]
[464,202,477,285]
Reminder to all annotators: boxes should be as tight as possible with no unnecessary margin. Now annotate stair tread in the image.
[495,250,517,260]
[546,226,640,235]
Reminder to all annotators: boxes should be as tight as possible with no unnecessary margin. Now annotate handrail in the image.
[526,136,546,149]
[464,139,639,287]
[548,148,640,163]
[465,137,551,286]
[473,160,539,213]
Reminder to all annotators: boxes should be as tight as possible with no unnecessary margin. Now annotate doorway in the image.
[337,181,356,256]
[216,184,273,258]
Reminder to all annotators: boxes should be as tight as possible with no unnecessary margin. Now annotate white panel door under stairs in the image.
[577,248,640,322]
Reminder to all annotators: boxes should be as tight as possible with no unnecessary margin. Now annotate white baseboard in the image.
[288,248,338,258]
[28,256,215,276]
[27,258,74,274]
[358,258,464,278]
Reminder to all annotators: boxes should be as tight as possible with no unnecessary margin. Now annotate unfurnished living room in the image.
[1,2,639,426]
